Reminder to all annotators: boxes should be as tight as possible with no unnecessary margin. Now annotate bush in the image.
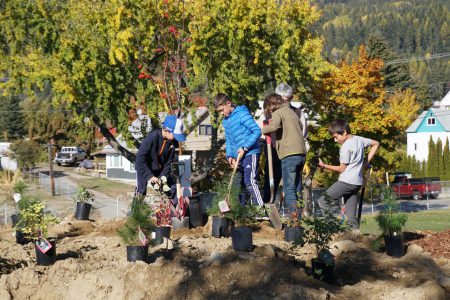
[72,185,95,204]
[18,200,59,240]
[10,140,43,170]
[207,174,240,217]
[301,195,348,265]
[375,188,407,237]
[118,196,155,246]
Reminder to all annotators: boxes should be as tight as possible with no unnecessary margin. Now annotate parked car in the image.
[392,175,442,200]
[54,147,87,166]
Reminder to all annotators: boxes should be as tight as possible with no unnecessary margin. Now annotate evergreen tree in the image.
[0,94,25,140]
[435,138,443,178]
[443,138,450,180]
[367,33,411,90]
[427,136,438,177]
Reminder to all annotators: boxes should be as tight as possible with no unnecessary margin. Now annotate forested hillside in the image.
[314,0,449,107]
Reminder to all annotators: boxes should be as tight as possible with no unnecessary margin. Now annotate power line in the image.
[385,52,450,66]
[385,81,448,93]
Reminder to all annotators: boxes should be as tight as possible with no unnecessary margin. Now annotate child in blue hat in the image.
[135,115,186,195]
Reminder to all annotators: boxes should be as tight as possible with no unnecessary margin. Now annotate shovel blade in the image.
[265,203,283,230]
[218,200,230,213]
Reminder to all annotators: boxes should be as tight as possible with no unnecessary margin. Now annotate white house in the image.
[406,91,450,161]
[0,142,18,171]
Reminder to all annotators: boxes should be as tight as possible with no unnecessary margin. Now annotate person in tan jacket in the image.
[262,93,307,222]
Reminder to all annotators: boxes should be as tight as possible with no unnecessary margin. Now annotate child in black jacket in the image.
[135,115,186,196]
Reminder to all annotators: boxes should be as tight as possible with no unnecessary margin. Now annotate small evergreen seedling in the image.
[118,196,155,246]
[375,188,407,237]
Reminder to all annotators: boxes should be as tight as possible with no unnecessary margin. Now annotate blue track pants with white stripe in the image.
[238,154,263,206]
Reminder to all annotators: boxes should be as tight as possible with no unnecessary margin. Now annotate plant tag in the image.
[36,237,52,254]
[151,231,156,239]
[218,200,230,213]
[138,227,147,246]
[13,193,21,203]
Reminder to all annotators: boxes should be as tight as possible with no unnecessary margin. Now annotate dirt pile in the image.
[1,218,449,300]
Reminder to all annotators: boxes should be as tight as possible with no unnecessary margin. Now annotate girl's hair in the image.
[263,93,283,119]
[328,119,351,135]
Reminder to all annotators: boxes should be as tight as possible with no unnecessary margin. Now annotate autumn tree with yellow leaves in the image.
[312,45,421,184]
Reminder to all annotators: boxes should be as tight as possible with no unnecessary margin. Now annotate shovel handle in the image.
[227,152,243,193]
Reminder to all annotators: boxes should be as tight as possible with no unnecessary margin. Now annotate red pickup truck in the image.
[392,176,442,200]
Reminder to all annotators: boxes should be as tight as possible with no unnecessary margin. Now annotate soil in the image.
[1,217,449,300]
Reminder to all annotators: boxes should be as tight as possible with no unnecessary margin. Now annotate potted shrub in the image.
[73,185,95,220]
[118,196,155,262]
[227,196,264,252]
[301,196,348,282]
[375,188,408,257]
[18,200,60,266]
[14,196,40,244]
[283,201,304,243]
[150,176,173,245]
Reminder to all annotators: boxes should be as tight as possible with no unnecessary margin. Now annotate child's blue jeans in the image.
[281,154,306,218]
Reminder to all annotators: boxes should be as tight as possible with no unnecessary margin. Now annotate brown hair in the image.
[263,93,283,119]
[213,93,231,109]
[328,119,351,135]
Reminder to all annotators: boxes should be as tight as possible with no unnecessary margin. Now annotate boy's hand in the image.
[318,158,325,168]
[149,176,159,184]
[228,157,236,167]
[237,148,246,158]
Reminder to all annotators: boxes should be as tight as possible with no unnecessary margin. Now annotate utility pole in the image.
[48,139,55,196]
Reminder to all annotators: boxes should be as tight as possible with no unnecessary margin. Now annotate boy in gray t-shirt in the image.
[317,119,379,229]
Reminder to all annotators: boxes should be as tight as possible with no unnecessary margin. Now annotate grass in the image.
[361,209,450,235]
[71,177,135,197]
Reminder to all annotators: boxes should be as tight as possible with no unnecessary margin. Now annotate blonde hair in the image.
[263,93,283,119]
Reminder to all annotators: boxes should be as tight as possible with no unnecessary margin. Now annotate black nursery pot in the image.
[126,245,149,262]
[154,226,171,245]
[384,235,404,257]
[35,240,57,266]
[189,197,203,228]
[75,202,92,220]
[311,258,334,282]
[284,226,303,243]
[231,227,253,252]
[11,214,19,227]
[211,216,230,238]
[16,230,31,245]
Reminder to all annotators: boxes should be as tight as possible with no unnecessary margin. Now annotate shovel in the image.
[263,124,283,230]
[218,152,243,213]
[170,162,190,229]
[357,163,372,226]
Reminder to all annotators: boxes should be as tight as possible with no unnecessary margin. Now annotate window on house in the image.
[427,117,436,126]
[414,143,417,151]
[130,163,135,172]
[111,155,122,168]
[199,124,213,135]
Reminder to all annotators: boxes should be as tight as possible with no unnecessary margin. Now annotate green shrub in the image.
[207,174,240,217]
[118,196,155,246]
[18,201,59,240]
[12,180,27,194]
[375,188,407,236]
[72,185,95,204]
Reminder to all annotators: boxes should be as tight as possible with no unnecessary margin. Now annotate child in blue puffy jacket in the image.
[214,93,264,206]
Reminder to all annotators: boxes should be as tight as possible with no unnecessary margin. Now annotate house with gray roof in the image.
[406,91,450,161]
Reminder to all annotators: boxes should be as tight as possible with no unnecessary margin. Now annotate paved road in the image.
[361,196,450,214]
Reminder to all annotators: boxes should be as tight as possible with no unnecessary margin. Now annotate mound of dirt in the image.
[1,219,449,300]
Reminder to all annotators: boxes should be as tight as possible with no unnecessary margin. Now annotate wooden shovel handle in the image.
[227,152,243,193]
